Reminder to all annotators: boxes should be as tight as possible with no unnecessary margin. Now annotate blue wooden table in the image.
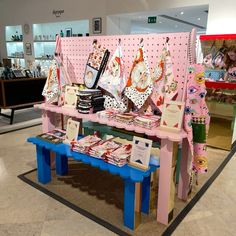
[28,137,159,230]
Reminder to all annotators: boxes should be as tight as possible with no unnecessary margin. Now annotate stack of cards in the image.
[71,134,102,154]
[96,109,118,120]
[88,140,121,159]
[134,115,161,129]
[37,129,66,144]
[115,113,137,124]
[103,144,132,167]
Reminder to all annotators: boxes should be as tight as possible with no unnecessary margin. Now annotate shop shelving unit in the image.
[29,30,197,230]
[200,34,236,146]
[33,20,89,65]
[5,25,25,68]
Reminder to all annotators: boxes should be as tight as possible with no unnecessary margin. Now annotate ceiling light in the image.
[197,17,201,20]
[159,21,162,23]
[180,11,184,15]
[175,25,178,28]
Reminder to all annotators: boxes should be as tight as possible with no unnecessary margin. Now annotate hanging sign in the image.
[52,9,64,17]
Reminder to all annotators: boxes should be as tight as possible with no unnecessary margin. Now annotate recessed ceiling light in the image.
[175,25,178,28]
[159,21,162,23]
[197,17,201,20]
[180,11,184,15]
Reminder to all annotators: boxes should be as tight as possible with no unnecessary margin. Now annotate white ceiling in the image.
[111,5,208,34]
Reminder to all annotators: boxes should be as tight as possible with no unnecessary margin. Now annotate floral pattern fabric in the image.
[98,45,126,101]
[42,60,60,103]
[151,44,178,111]
[124,42,153,109]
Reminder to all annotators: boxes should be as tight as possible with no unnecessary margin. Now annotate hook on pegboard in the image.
[166,37,170,43]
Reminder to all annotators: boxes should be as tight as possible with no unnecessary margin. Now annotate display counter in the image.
[0,77,46,124]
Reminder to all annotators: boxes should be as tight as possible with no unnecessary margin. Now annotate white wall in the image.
[207,0,236,34]
[106,0,208,15]
[1,0,236,61]
[0,0,107,60]
[106,17,131,35]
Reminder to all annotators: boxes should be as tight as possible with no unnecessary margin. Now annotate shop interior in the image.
[0,2,235,235]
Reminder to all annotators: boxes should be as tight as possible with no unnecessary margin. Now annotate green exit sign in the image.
[148,16,157,24]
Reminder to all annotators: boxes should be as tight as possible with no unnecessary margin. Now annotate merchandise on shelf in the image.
[204,69,225,81]
[71,134,102,153]
[98,43,127,101]
[76,89,105,114]
[124,39,153,109]
[96,109,119,120]
[37,128,66,144]
[84,40,110,89]
[200,34,236,83]
[88,139,121,159]
[134,115,161,129]
[71,135,131,167]
[115,112,138,124]
[103,144,132,167]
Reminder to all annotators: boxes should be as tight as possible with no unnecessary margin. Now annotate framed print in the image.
[25,43,32,55]
[160,100,185,132]
[65,28,72,37]
[129,136,153,170]
[64,118,80,144]
[63,85,79,108]
[92,17,102,34]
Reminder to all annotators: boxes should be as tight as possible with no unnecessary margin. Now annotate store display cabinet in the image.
[33,20,89,63]
[5,25,25,68]
[0,77,46,124]
[200,34,236,148]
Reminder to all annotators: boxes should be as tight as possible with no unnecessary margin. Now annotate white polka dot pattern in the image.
[59,30,196,101]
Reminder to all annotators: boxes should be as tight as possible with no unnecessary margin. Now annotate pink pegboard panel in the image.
[59,29,196,101]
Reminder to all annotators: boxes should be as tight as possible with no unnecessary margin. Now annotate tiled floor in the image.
[0,125,235,236]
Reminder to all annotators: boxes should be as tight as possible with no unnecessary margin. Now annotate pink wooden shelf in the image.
[35,103,187,142]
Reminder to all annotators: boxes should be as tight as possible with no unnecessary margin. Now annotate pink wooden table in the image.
[35,103,190,225]
[35,30,196,225]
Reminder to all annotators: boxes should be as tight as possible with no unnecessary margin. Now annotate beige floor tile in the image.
[0,125,236,235]
[40,219,116,236]
[44,199,89,222]
[0,222,43,236]
[0,184,49,224]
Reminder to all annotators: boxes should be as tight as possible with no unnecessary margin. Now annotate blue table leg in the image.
[141,175,151,214]
[36,145,51,184]
[124,178,135,230]
[56,153,68,176]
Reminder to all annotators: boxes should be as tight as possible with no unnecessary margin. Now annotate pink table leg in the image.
[42,110,57,168]
[157,139,178,225]
[42,110,56,133]
[178,138,191,200]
